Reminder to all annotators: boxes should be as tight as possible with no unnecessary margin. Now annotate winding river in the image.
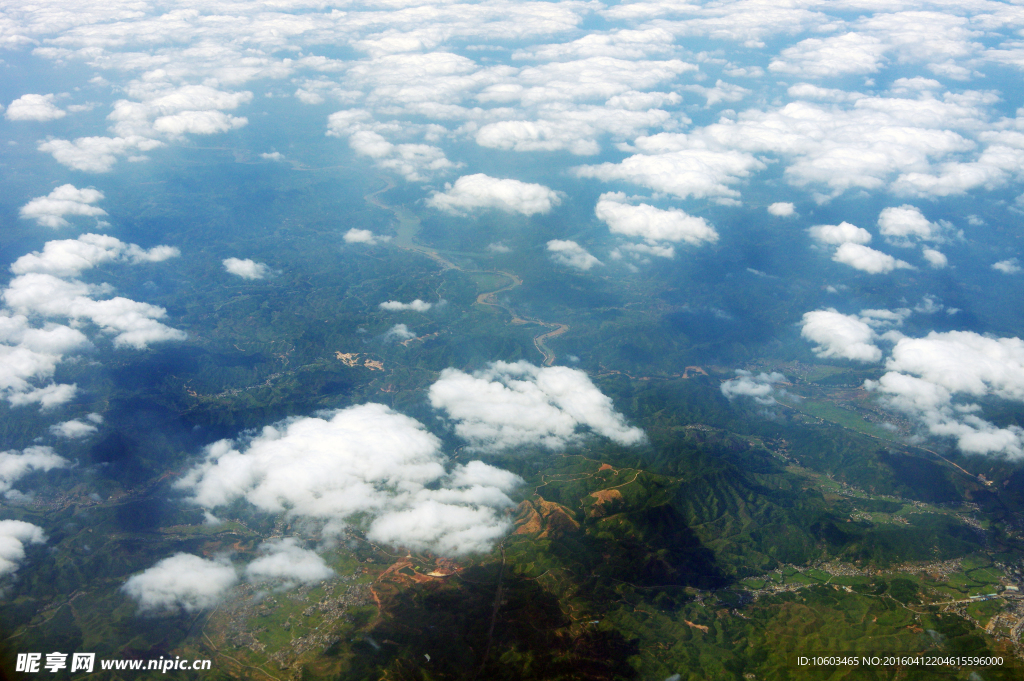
[364,178,568,366]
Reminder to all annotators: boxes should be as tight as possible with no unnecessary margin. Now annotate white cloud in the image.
[49,417,100,439]
[595,194,718,247]
[0,313,88,408]
[0,446,69,494]
[244,538,334,585]
[859,307,911,328]
[109,86,252,140]
[343,228,390,245]
[7,384,78,410]
[380,300,432,312]
[808,222,872,246]
[619,242,676,259]
[223,258,269,280]
[922,247,948,268]
[3,274,187,350]
[0,520,46,578]
[867,331,1024,458]
[767,202,795,217]
[769,33,888,78]
[176,404,522,556]
[151,110,247,137]
[474,106,677,156]
[5,94,65,121]
[786,83,862,102]
[487,242,511,253]
[598,92,995,201]
[384,323,416,341]
[1,235,184,407]
[352,133,458,182]
[19,185,107,229]
[427,174,561,216]
[687,79,750,108]
[260,151,283,161]
[575,139,765,201]
[38,136,165,174]
[10,233,178,279]
[832,242,914,274]
[547,240,602,270]
[122,554,238,613]
[721,370,786,405]
[877,205,942,245]
[801,309,882,363]
[993,259,1021,274]
[428,361,645,451]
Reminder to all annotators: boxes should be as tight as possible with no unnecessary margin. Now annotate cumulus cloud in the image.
[575,139,765,201]
[808,222,872,246]
[428,361,645,451]
[426,174,561,216]
[10,234,178,279]
[877,205,943,246]
[0,446,69,494]
[922,248,948,268]
[867,332,1024,458]
[832,242,914,274]
[49,415,101,439]
[34,85,252,172]
[19,185,107,229]
[0,520,46,578]
[349,132,458,182]
[1,235,184,407]
[801,309,882,363]
[993,259,1021,274]
[344,228,390,245]
[587,90,999,201]
[151,110,247,137]
[38,136,165,174]
[384,323,416,341]
[175,404,522,556]
[380,299,432,312]
[547,240,602,270]
[721,370,787,405]
[767,202,795,217]
[223,258,269,280]
[769,33,888,78]
[595,194,718,248]
[122,554,238,613]
[5,94,65,121]
[244,538,334,585]
[327,109,458,182]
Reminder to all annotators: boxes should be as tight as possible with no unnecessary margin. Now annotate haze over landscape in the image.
[4,0,1024,679]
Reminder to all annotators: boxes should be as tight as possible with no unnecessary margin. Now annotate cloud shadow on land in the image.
[351,566,640,681]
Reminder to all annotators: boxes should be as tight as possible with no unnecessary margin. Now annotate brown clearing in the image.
[514,498,579,538]
[685,620,709,633]
[590,489,623,504]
